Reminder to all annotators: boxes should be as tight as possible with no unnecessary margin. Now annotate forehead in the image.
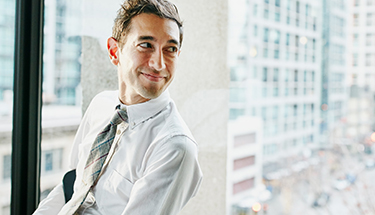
[126,13,180,44]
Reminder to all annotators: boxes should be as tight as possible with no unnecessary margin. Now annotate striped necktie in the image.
[58,107,128,215]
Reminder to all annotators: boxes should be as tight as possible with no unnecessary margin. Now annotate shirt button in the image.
[117,130,121,135]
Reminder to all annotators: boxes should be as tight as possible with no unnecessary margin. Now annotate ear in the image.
[107,37,119,65]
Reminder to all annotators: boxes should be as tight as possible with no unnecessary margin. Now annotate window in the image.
[286,33,290,46]
[274,30,280,44]
[273,69,279,82]
[296,1,300,13]
[366,33,373,46]
[3,155,11,180]
[275,11,280,22]
[42,149,63,174]
[263,48,268,58]
[285,69,289,82]
[274,49,280,59]
[305,4,309,16]
[367,13,373,26]
[233,178,254,195]
[233,156,256,170]
[234,133,256,147]
[275,0,280,7]
[353,53,358,66]
[353,14,359,26]
[264,9,269,19]
[353,34,359,46]
[272,106,278,119]
[263,67,268,82]
[295,35,299,47]
[264,28,269,42]
[294,70,298,82]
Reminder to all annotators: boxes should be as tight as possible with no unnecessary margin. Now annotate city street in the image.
[264,151,375,215]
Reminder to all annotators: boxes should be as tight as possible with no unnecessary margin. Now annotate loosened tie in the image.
[58,107,128,215]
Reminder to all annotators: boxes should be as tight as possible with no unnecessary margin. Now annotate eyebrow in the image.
[138,36,179,47]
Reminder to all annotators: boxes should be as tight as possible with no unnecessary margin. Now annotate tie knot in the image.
[111,108,128,125]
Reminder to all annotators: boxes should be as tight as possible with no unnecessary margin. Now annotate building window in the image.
[366,33,372,46]
[275,0,280,7]
[353,14,359,26]
[3,155,11,180]
[253,4,258,16]
[275,11,280,22]
[312,71,315,82]
[296,1,300,13]
[263,48,268,58]
[305,4,309,16]
[294,70,298,82]
[286,33,290,46]
[273,87,279,97]
[274,49,280,59]
[253,25,258,37]
[353,34,359,46]
[233,178,255,195]
[233,156,256,170]
[367,13,373,26]
[263,28,269,42]
[274,30,280,44]
[263,67,268,82]
[353,53,358,66]
[293,104,298,116]
[312,39,316,50]
[42,149,63,173]
[273,68,279,82]
[295,35,299,47]
[264,9,269,19]
[234,133,256,147]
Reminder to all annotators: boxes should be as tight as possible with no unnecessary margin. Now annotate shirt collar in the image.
[118,90,171,129]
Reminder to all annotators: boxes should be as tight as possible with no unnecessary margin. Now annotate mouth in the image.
[141,72,165,82]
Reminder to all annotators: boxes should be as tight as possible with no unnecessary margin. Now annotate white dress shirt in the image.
[33,90,203,215]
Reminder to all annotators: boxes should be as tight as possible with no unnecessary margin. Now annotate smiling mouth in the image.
[141,73,165,82]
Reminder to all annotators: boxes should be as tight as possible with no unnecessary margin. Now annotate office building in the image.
[228,0,322,173]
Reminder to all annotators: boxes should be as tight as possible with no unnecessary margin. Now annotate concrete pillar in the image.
[81,0,228,214]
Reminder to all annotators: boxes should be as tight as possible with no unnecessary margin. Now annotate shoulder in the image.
[161,101,196,142]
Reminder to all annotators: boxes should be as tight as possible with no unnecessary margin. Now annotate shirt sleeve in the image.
[33,100,92,214]
[32,183,65,215]
[121,135,203,215]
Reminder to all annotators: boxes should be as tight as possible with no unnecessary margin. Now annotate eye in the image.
[139,42,153,49]
[166,46,178,53]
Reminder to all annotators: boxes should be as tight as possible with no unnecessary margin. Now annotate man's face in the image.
[109,13,181,105]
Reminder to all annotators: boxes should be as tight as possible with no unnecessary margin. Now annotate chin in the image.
[139,87,164,100]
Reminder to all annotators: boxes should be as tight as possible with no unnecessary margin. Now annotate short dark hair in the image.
[112,0,183,48]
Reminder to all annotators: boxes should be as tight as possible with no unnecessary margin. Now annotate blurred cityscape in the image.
[0,0,82,214]
[0,0,374,215]
[227,0,375,214]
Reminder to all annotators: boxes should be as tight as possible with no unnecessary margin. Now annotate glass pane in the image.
[228,0,375,214]
[0,0,16,213]
[39,0,82,201]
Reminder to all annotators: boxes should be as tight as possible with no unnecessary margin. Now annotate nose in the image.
[149,49,166,71]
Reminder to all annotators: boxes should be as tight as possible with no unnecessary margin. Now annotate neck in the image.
[118,86,150,105]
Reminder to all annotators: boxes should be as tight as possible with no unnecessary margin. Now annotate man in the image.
[33,0,203,214]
